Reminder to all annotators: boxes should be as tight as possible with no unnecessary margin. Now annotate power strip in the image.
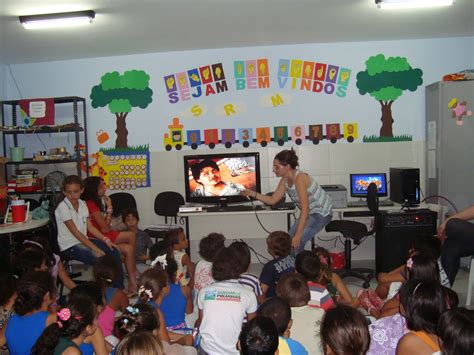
[178,206,203,213]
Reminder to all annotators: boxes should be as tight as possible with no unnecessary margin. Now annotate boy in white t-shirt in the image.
[197,247,258,355]
[55,175,125,289]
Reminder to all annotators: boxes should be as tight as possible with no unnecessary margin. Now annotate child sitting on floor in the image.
[93,255,129,338]
[313,247,359,307]
[194,233,225,298]
[229,241,266,304]
[197,247,258,355]
[239,317,279,355]
[257,296,308,354]
[295,250,336,311]
[276,273,324,355]
[166,228,195,288]
[260,231,295,298]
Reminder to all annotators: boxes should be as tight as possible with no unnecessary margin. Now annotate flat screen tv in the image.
[350,173,388,198]
[184,152,261,207]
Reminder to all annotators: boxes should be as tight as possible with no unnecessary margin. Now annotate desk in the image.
[178,207,296,261]
[0,217,50,260]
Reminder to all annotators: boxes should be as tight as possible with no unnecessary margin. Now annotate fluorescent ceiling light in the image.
[375,0,454,9]
[19,10,95,29]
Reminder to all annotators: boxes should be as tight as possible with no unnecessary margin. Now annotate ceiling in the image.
[0,0,473,65]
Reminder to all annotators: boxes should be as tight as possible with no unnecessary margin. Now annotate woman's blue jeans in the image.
[61,239,125,289]
[289,213,332,255]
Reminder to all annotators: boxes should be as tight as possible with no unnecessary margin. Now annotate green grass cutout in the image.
[363,135,412,143]
[100,144,150,154]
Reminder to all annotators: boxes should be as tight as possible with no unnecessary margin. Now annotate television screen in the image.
[350,173,388,198]
[184,152,261,206]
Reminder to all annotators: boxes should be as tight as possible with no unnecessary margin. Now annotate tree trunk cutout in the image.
[115,113,129,148]
[379,100,394,138]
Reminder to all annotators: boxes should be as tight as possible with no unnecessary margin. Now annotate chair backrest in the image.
[109,192,137,218]
[366,182,379,235]
[154,191,185,219]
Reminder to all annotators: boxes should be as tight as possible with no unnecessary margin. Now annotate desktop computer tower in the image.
[375,209,437,274]
[389,168,420,205]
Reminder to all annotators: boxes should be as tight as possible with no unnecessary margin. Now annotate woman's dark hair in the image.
[32,297,97,355]
[313,247,333,284]
[63,175,83,190]
[199,233,225,262]
[81,176,104,212]
[165,228,184,247]
[229,241,251,273]
[274,149,298,169]
[93,255,120,290]
[320,304,370,355]
[191,159,219,181]
[399,279,447,334]
[257,297,291,335]
[15,248,48,278]
[138,269,168,303]
[114,303,159,340]
[438,307,474,355]
[407,253,440,283]
[14,271,56,315]
[212,247,242,281]
[0,260,17,306]
[266,231,292,257]
[276,273,310,307]
[67,281,104,307]
[411,234,442,259]
[149,240,173,261]
[239,316,279,355]
[122,208,140,223]
[295,250,321,282]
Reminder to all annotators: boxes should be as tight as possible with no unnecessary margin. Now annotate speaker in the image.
[389,167,420,205]
[375,209,437,274]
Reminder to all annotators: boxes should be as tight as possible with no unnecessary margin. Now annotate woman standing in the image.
[243,149,332,254]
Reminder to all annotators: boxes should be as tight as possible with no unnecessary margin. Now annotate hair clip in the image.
[406,258,413,270]
[56,320,63,328]
[319,256,328,266]
[57,308,71,321]
[138,286,153,299]
[412,282,422,296]
[104,278,113,283]
[123,318,129,325]
[150,254,168,269]
[126,306,139,315]
[23,240,44,249]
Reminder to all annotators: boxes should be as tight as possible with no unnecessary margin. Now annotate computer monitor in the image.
[350,173,388,198]
[183,152,261,207]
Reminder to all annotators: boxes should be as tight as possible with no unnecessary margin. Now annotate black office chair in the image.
[109,192,137,218]
[145,191,185,242]
[325,182,378,288]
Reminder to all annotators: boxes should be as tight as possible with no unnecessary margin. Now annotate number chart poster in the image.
[96,149,151,190]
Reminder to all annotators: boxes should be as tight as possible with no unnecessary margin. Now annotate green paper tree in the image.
[90,70,153,148]
[356,54,423,137]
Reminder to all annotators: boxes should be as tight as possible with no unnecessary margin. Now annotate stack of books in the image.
[8,169,42,193]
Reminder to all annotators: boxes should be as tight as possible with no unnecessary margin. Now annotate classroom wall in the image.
[4,36,473,260]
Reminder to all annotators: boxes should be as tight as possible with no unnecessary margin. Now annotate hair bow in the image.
[126,306,139,315]
[406,258,413,270]
[150,254,168,268]
[138,286,153,299]
[57,308,71,321]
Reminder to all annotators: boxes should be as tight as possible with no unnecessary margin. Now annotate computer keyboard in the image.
[205,205,265,212]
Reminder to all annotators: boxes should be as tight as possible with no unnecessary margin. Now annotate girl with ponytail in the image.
[32,297,98,355]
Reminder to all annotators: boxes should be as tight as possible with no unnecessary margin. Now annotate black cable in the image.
[234,238,270,264]
[421,194,459,214]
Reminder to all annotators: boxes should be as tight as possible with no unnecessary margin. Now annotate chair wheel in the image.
[362,281,371,289]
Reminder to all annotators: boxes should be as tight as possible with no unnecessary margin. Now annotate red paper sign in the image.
[19,98,55,126]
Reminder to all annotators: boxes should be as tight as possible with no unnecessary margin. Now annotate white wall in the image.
[4,36,473,261]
